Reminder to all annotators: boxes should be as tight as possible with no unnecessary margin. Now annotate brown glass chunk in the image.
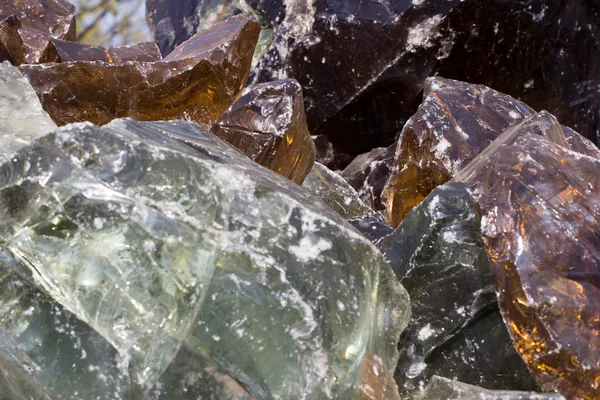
[382,77,600,228]
[456,121,600,399]
[49,39,161,63]
[211,79,315,184]
[19,15,260,127]
[0,15,25,65]
[0,0,75,64]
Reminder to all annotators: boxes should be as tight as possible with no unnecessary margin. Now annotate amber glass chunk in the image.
[212,79,315,184]
[457,128,600,399]
[19,15,260,127]
[0,0,75,64]
[0,15,25,65]
[381,77,532,227]
[382,77,600,228]
[49,39,161,63]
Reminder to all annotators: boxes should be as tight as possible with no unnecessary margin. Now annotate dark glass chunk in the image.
[313,0,600,153]
[146,0,243,56]
[380,182,538,395]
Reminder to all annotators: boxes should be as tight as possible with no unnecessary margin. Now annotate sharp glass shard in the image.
[457,126,600,398]
[146,0,246,56]
[380,77,533,227]
[380,182,537,394]
[49,39,162,63]
[19,15,260,127]
[302,162,375,219]
[0,61,56,164]
[146,0,274,68]
[0,0,76,64]
[0,116,409,399]
[212,79,315,184]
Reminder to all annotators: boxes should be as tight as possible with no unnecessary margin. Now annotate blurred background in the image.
[72,0,152,47]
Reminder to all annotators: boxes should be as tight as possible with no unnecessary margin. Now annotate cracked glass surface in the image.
[0,97,409,398]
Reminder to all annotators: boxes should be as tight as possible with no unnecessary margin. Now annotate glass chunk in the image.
[342,145,395,213]
[0,61,56,164]
[212,78,315,184]
[382,78,599,227]
[0,248,131,400]
[416,376,564,400]
[302,162,375,218]
[456,121,600,398]
[19,16,260,127]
